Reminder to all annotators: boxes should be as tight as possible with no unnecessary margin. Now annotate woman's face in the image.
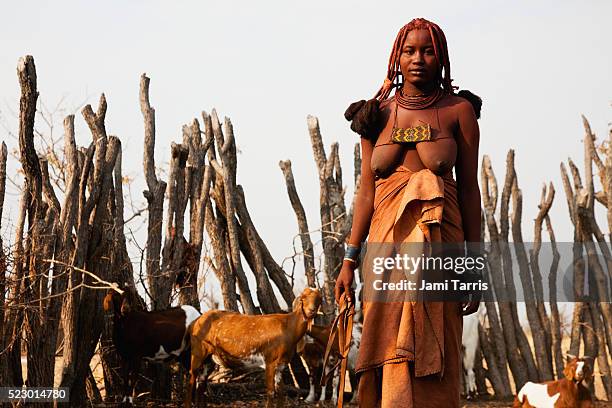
[399,29,439,87]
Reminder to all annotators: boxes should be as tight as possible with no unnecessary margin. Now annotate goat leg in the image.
[119,359,134,407]
[274,363,287,408]
[349,372,359,404]
[186,356,204,408]
[198,365,211,408]
[305,373,316,402]
[120,361,129,404]
[187,350,213,408]
[129,362,141,405]
[319,383,327,402]
[264,362,278,408]
[332,365,339,405]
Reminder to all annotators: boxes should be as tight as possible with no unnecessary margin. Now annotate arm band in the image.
[344,244,361,262]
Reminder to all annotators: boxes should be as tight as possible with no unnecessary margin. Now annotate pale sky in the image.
[1,1,610,302]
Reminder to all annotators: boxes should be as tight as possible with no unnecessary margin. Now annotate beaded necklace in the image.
[395,86,446,110]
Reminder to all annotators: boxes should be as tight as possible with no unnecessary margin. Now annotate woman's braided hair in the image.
[375,18,452,101]
[345,18,481,140]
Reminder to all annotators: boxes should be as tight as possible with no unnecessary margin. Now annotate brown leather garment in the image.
[356,166,464,408]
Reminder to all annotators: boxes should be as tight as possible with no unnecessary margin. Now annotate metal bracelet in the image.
[344,244,361,262]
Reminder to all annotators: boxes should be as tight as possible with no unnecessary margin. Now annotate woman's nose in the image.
[413,52,425,64]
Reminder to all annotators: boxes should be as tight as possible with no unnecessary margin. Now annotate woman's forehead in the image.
[404,29,433,46]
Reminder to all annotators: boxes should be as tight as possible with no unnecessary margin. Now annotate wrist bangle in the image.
[344,244,361,263]
[343,257,358,264]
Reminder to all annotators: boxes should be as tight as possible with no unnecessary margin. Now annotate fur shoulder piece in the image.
[344,98,381,141]
[457,90,482,119]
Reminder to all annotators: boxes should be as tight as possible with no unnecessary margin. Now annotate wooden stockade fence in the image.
[0,55,610,406]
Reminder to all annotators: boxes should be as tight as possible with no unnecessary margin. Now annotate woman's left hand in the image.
[461,300,480,316]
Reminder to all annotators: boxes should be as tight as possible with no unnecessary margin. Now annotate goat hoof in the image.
[120,396,134,407]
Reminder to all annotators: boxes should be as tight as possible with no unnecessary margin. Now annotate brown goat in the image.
[299,328,340,403]
[186,287,322,408]
[304,320,361,404]
[308,323,338,352]
[103,289,200,405]
[514,355,594,408]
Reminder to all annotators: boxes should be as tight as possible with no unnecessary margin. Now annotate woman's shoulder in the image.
[440,93,470,107]
[454,90,482,119]
[439,93,478,120]
[379,96,394,110]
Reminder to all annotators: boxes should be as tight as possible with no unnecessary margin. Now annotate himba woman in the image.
[336,18,482,407]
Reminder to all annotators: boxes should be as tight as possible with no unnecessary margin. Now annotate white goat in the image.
[462,303,485,399]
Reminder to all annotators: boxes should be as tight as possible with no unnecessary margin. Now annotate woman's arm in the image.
[335,137,376,302]
[455,99,482,315]
[347,138,376,246]
[455,100,481,243]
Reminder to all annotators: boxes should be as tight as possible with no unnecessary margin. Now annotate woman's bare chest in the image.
[376,102,457,145]
[371,102,459,177]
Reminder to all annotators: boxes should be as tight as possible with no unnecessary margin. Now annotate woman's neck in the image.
[402,81,439,96]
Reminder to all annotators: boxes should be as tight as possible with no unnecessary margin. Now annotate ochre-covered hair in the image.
[345,18,481,139]
[375,18,453,101]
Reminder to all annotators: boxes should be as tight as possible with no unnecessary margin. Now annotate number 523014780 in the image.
[1,387,69,402]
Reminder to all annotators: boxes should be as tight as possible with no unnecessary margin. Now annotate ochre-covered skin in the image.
[185,287,322,408]
[336,17,482,408]
[371,94,471,179]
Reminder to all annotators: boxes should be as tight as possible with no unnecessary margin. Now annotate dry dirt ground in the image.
[93,381,612,408]
[86,359,611,408]
[30,325,610,408]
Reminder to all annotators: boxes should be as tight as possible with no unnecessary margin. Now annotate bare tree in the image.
[481,154,527,392]
[279,160,316,288]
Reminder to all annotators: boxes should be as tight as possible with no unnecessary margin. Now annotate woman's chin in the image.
[404,77,435,87]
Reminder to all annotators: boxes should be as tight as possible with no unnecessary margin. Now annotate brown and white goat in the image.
[299,340,329,402]
[103,289,200,405]
[514,355,594,408]
[186,287,322,408]
[302,313,362,403]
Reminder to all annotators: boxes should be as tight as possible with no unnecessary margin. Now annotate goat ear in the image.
[102,292,114,312]
[565,353,576,363]
[120,298,132,316]
[296,336,305,354]
[563,366,571,380]
[291,294,303,311]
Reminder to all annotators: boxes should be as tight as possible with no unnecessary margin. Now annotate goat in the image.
[303,310,362,404]
[186,287,322,408]
[514,355,594,408]
[298,339,331,402]
[300,324,338,403]
[103,289,201,405]
[462,303,485,399]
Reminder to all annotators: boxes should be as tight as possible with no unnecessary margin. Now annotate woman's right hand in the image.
[335,262,356,304]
